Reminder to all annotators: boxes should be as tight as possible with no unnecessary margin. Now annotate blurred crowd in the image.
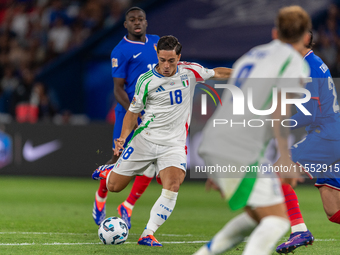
[0,1,340,124]
[312,3,340,77]
[0,0,131,124]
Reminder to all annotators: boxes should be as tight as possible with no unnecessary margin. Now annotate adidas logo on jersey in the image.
[156,86,166,92]
[180,163,187,169]
[157,214,168,220]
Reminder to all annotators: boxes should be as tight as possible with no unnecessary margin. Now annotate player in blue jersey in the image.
[92,6,160,227]
[276,31,340,254]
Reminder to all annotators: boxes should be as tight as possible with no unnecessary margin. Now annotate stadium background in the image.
[0,0,339,179]
[1,1,340,254]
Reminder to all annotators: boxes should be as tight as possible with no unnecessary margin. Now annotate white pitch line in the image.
[0,243,101,246]
[315,239,337,241]
[0,241,208,246]
[0,232,192,237]
[0,239,336,246]
[0,232,91,235]
[130,233,193,237]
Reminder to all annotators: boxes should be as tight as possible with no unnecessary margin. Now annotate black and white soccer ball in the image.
[98,217,128,245]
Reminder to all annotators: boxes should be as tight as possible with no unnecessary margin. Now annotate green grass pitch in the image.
[0,176,339,254]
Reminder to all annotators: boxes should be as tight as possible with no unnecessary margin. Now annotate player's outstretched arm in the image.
[114,110,139,155]
[212,67,232,80]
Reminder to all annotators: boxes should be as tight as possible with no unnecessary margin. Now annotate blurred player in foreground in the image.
[195,6,311,255]
[276,31,340,253]
[92,7,159,227]
[92,35,232,246]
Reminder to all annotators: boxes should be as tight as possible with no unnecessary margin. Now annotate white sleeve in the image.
[128,75,150,113]
[277,55,310,90]
[186,62,215,82]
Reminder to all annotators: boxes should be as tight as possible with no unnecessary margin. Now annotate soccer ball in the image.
[98,217,129,245]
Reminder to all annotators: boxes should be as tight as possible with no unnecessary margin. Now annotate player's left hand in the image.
[114,138,125,156]
[275,156,303,187]
[281,177,304,188]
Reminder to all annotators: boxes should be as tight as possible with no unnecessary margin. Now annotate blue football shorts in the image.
[291,131,340,189]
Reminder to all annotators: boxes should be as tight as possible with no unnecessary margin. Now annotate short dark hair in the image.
[157,35,182,55]
[125,7,145,19]
[306,30,314,49]
[276,6,311,43]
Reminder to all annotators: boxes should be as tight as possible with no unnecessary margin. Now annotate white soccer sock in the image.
[141,189,178,237]
[194,212,257,255]
[243,216,290,255]
[123,201,134,210]
[95,191,106,202]
[291,223,308,233]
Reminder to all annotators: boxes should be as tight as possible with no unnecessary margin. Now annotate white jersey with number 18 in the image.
[129,62,215,147]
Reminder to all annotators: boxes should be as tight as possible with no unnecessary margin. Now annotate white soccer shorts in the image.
[202,156,284,209]
[112,134,187,177]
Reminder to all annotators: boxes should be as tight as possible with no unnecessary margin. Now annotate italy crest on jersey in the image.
[181,74,189,87]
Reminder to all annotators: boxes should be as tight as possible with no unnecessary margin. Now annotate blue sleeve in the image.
[111,48,128,79]
[291,97,318,129]
[290,76,320,129]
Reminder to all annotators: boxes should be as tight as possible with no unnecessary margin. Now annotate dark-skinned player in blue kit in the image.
[92,7,159,229]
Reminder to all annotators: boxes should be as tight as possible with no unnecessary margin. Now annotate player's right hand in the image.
[274,156,303,187]
[205,178,225,199]
[114,138,125,156]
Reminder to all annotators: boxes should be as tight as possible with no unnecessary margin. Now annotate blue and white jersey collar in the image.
[304,50,313,59]
[152,64,179,78]
[124,35,148,45]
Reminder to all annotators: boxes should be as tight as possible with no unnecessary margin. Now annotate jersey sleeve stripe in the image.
[278,55,293,77]
[136,73,153,95]
[178,61,203,68]
[142,80,152,105]
[311,96,322,112]
[136,70,152,90]
[183,67,204,82]
[136,71,153,95]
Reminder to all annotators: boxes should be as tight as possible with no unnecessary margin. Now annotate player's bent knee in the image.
[107,172,133,192]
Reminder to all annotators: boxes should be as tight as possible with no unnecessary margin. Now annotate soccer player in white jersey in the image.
[92,6,160,228]
[194,6,311,255]
[92,35,231,246]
